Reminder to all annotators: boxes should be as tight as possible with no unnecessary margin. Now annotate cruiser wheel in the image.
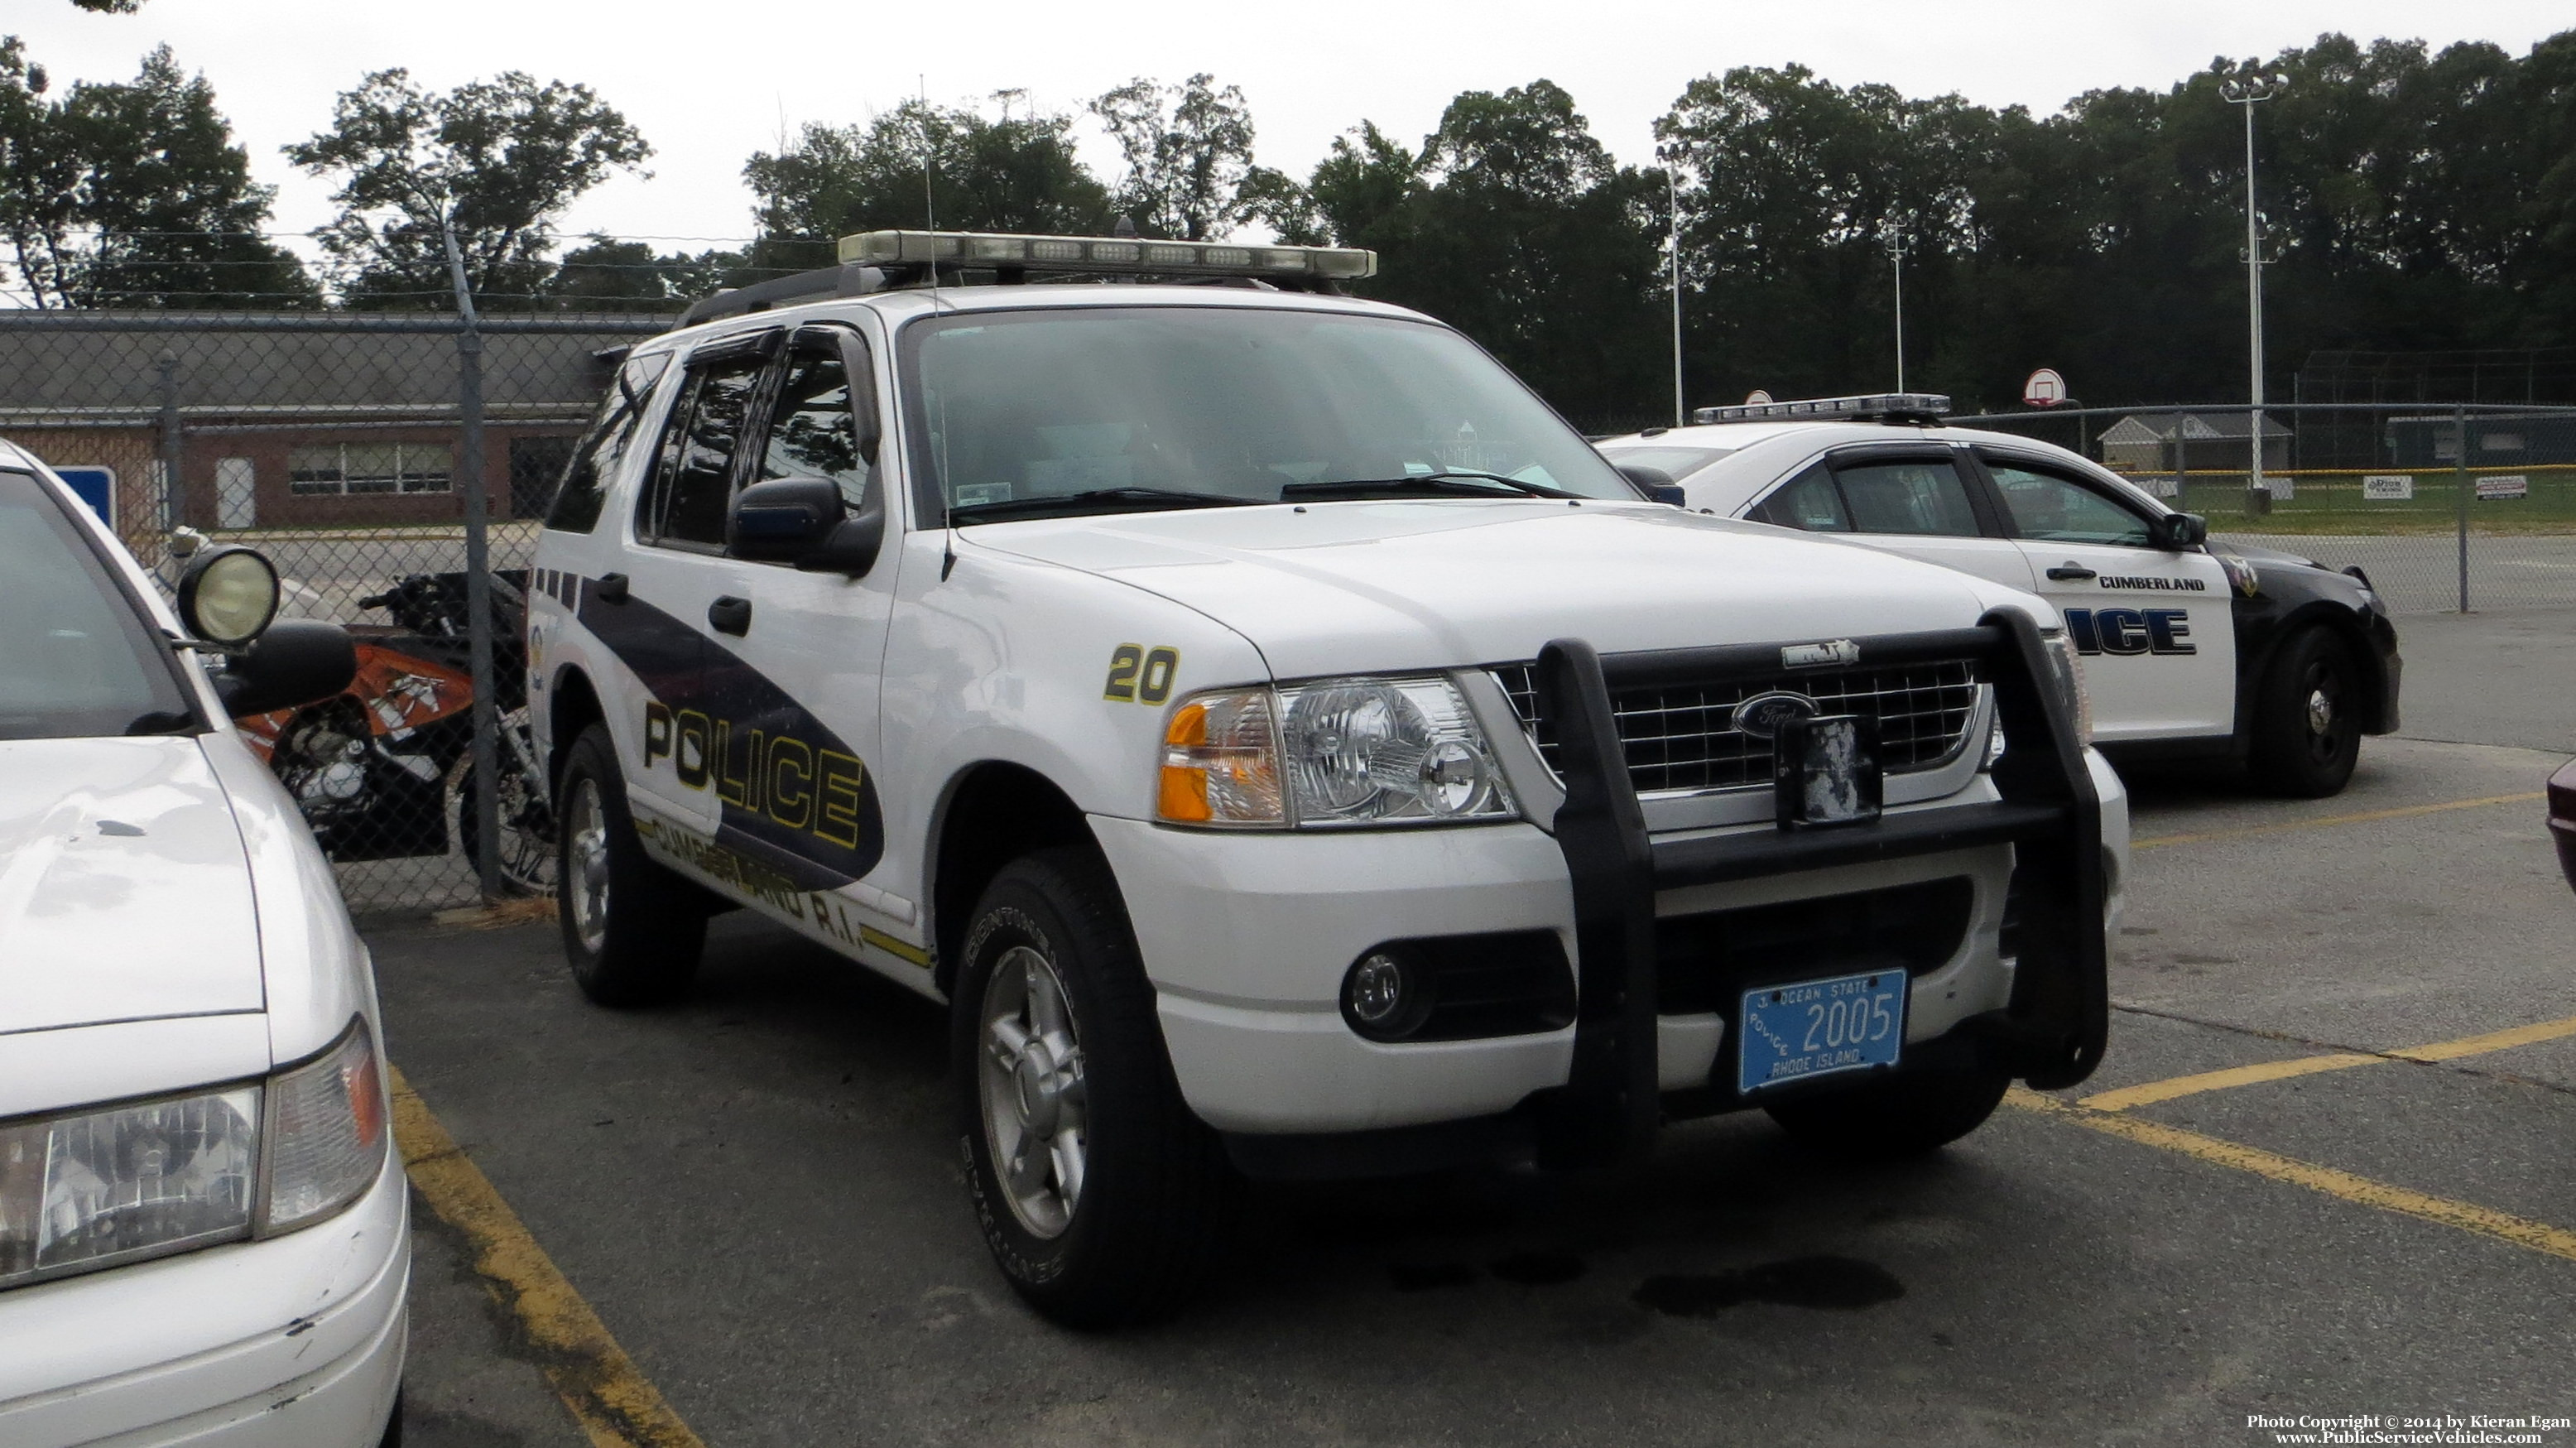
[553,724,706,1007]
[953,848,1234,1328]
[2249,628,2361,799]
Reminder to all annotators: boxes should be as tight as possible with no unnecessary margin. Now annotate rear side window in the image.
[545,352,671,533]
[0,472,195,740]
[637,352,767,549]
[1749,465,1851,532]
[1833,459,1982,536]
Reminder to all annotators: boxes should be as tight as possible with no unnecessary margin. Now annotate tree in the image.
[0,39,307,308]
[547,234,738,310]
[743,95,1109,272]
[60,46,311,305]
[1281,84,1664,426]
[70,0,143,11]
[287,69,650,309]
[1089,74,1262,240]
[0,36,80,306]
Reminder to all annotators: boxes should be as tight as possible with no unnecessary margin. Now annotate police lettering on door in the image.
[2063,608,2194,657]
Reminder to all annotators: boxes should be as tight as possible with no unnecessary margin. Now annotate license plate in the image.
[1737,969,1908,1094]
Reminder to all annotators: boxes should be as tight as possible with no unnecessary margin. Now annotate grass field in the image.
[2123,466,2576,535]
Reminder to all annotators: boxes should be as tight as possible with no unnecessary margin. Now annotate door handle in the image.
[594,572,629,603]
[2046,563,2098,581]
[708,595,752,636]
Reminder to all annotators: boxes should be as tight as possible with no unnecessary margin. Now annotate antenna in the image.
[921,75,960,580]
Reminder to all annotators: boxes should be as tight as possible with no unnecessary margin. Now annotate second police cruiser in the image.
[528,233,2128,1327]
[1598,397,2403,798]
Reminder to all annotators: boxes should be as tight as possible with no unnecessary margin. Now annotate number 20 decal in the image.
[1103,644,1180,704]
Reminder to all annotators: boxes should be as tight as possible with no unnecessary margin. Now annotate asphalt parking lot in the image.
[373,610,2576,1448]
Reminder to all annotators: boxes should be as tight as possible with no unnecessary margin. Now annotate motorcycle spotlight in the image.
[177,546,282,647]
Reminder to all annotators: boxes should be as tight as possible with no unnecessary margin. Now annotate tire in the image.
[954,847,1235,1329]
[452,709,556,895]
[1763,1055,2012,1158]
[2248,627,2362,799]
[554,724,707,1007]
[377,1388,402,1447]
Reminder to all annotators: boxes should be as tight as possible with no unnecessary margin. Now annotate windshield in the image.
[1596,444,1736,481]
[901,305,1636,524]
[0,470,195,741]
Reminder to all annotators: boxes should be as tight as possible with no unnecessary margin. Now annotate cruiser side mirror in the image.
[1614,462,1685,507]
[2149,512,2208,551]
[728,475,884,578]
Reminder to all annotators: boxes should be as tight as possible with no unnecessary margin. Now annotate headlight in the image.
[1158,675,1516,828]
[0,1017,387,1292]
[2040,628,2094,748]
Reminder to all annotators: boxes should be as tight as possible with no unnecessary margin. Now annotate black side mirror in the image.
[727,475,884,578]
[2150,512,2208,551]
[1614,462,1685,506]
[214,620,357,718]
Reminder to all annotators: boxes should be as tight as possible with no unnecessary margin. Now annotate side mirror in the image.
[727,475,884,578]
[214,620,358,718]
[2149,512,2208,551]
[176,545,281,646]
[1614,462,1685,507]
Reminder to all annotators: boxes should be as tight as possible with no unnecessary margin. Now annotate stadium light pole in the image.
[1665,161,1684,427]
[1888,230,1906,393]
[2220,71,2287,507]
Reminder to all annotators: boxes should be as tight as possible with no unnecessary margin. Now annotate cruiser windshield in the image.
[901,306,1637,524]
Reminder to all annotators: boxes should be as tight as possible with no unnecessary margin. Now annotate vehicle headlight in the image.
[2039,628,2094,748]
[0,1017,387,1292]
[1157,675,1516,828]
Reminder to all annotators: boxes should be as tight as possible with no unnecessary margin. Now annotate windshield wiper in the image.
[1281,469,1580,501]
[948,486,1266,524]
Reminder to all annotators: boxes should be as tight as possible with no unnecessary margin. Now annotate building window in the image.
[288,443,453,496]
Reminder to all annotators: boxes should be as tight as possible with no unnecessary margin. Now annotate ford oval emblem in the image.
[1732,690,1821,739]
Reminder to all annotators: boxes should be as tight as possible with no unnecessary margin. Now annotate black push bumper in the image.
[1531,611,2110,1167]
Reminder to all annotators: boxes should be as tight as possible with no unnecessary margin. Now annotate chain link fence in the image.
[1,310,669,915]
[1953,402,2576,615]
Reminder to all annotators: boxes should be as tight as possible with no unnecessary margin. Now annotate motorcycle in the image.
[233,570,555,894]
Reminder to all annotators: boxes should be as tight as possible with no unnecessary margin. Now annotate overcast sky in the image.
[12,0,2573,253]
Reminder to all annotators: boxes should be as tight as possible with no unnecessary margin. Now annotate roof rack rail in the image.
[1690,392,1952,426]
[677,229,1379,328]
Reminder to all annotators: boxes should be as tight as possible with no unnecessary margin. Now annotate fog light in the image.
[1341,950,1433,1042]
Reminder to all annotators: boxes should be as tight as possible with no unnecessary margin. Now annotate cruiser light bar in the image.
[1691,393,1952,425]
[839,229,1377,280]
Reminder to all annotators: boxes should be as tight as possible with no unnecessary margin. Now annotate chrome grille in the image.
[1490,658,1982,794]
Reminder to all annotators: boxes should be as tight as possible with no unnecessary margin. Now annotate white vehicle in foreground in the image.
[1597,396,2403,797]
[0,440,405,1446]
[529,233,2128,1328]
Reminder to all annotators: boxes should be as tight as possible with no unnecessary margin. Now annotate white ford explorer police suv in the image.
[527,232,2128,1328]
[1598,396,2403,798]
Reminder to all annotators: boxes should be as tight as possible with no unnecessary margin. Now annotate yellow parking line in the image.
[2086,1012,2576,1111]
[2133,791,2544,850]
[2005,1088,2576,1265]
[2391,1013,2576,1062]
[2080,1053,2378,1111]
[390,1066,705,1448]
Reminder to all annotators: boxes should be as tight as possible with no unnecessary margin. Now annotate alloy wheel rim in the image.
[978,945,1088,1239]
[565,778,612,955]
[2302,660,2348,766]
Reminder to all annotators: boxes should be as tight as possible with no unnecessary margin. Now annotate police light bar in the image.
[1690,393,1952,425]
[839,230,1377,280]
